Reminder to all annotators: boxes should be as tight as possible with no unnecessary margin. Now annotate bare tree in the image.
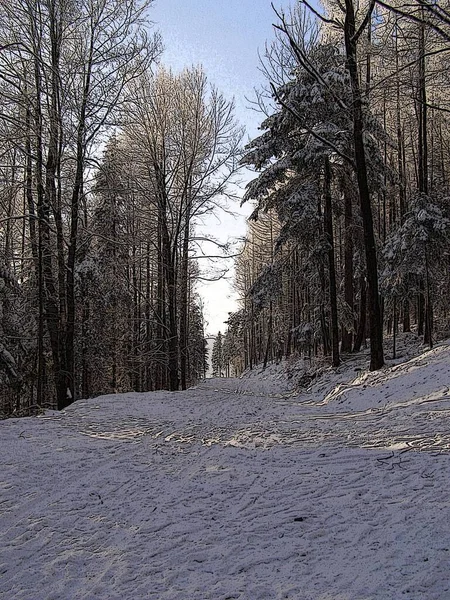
[0,0,160,409]
[124,67,242,390]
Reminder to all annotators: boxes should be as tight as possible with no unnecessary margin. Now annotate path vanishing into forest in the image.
[2,342,450,599]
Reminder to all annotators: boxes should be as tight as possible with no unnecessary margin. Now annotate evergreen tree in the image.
[240,21,386,370]
[212,332,224,378]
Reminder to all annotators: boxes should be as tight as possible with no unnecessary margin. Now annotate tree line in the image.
[221,0,450,377]
[0,0,242,415]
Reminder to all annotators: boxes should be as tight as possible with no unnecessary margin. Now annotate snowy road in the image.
[2,345,450,599]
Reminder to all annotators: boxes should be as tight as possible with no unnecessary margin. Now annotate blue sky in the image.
[151,0,282,139]
[150,0,285,335]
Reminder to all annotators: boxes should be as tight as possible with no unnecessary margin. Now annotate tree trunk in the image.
[179,215,190,390]
[417,11,433,347]
[32,41,64,409]
[324,158,340,367]
[353,275,367,353]
[344,0,384,370]
[25,107,43,405]
[163,221,179,391]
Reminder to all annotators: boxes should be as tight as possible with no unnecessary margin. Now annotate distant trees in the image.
[212,332,224,377]
[56,61,240,401]
[123,67,242,390]
[77,126,212,395]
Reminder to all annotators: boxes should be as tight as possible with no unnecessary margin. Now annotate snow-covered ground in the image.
[2,340,450,599]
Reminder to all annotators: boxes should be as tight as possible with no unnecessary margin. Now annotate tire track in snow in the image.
[2,363,450,599]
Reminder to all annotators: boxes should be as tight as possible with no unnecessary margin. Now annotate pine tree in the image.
[211,332,224,378]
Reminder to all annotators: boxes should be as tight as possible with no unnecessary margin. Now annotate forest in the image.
[1,0,450,416]
[217,0,450,380]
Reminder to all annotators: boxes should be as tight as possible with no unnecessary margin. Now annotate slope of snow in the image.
[2,341,450,599]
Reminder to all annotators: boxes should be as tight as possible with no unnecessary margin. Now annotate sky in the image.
[150,0,284,335]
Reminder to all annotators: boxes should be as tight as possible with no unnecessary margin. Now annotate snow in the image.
[2,341,450,599]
